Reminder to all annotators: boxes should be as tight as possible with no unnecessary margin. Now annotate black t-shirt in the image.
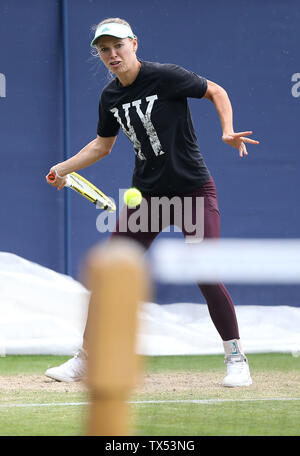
[97,61,211,195]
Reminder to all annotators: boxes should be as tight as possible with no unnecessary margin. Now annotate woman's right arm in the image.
[46,135,117,188]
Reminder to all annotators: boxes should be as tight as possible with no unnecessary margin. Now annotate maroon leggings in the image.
[111,176,239,341]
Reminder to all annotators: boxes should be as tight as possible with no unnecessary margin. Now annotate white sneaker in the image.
[222,354,252,387]
[45,349,87,382]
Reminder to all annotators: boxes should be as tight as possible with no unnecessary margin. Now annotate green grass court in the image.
[0,353,299,436]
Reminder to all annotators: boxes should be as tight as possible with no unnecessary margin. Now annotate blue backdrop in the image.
[0,0,299,306]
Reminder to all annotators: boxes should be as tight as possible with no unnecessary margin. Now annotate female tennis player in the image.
[45,18,259,386]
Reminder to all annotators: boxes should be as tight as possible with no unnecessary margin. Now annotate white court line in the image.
[131,398,300,404]
[1,397,300,408]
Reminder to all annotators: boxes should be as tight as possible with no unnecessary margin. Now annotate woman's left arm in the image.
[204,80,259,157]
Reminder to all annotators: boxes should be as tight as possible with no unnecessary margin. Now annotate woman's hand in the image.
[46,167,67,190]
[222,131,259,157]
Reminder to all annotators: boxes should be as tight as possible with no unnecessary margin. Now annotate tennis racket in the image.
[47,171,116,212]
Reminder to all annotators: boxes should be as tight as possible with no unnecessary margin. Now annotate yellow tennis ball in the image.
[123,188,142,208]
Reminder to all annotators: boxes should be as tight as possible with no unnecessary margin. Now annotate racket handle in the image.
[47,171,70,187]
[47,172,57,183]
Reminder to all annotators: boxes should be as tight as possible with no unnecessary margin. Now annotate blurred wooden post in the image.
[84,239,150,436]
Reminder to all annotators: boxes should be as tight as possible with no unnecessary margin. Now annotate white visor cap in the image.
[91,22,135,47]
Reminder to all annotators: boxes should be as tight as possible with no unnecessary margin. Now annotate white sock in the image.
[223,339,244,357]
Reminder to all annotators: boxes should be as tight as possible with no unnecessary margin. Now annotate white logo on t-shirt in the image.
[110,94,165,159]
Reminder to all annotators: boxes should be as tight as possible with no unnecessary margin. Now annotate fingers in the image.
[57,180,66,190]
[223,130,259,158]
[232,131,253,137]
[233,131,259,144]
[239,142,248,158]
[240,137,260,144]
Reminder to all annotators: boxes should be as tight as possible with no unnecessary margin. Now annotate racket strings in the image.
[68,174,115,212]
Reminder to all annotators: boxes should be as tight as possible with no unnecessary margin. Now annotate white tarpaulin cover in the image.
[1,252,300,356]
